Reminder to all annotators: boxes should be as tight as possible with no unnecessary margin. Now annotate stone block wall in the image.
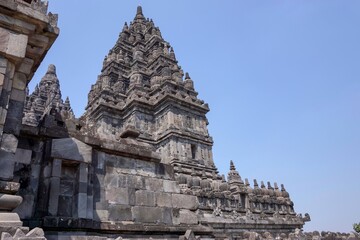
[12,136,203,232]
[13,139,44,220]
[0,2,58,237]
[92,150,200,225]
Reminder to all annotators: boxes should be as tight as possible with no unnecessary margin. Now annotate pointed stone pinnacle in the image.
[123,22,128,31]
[65,96,70,107]
[230,160,235,170]
[47,64,56,74]
[135,5,145,20]
[245,178,250,186]
[254,179,259,187]
[137,5,143,15]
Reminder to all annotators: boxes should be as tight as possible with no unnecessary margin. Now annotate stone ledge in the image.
[42,217,213,234]
[76,134,161,163]
[0,180,20,194]
[51,138,92,163]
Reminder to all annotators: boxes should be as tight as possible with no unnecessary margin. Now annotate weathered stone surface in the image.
[177,209,198,225]
[163,180,180,193]
[18,58,34,75]
[1,232,13,240]
[108,204,132,221]
[179,229,196,240]
[0,151,15,180]
[0,28,28,59]
[1,134,18,153]
[135,190,155,207]
[0,181,19,194]
[125,175,145,190]
[104,174,118,188]
[77,193,88,218]
[12,72,27,90]
[145,178,163,191]
[94,209,109,221]
[79,163,88,183]
[48,177,60,216]
[132,206,172,224]
[9,88,26,102]
[51,138,92,163]
[13,228,25,239]
[156,192,172,208]
[171,194,198,210]
[51,159,62,178]
[0,212,22,228]
[0,73,4,86]
[4,100,25,135]
[105,187,129,205]
[13,194,34,219]
[13,148,32,164]
[25,227,44,237]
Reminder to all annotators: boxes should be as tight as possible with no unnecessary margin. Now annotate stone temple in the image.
[1,2,313,240]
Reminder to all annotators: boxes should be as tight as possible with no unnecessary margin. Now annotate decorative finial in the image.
[267,181,273,189]
[64,96,70,107]
[47,64,56,74]
[135,5,145,20]
[230,160,235,170]
[137,5,143,15]
[169,47,176,59]
[34,84,39,95]
[253,179,259,188]
[274,182,279,190]
[185,72,191,80]
[123,22,128,31]
[281,184,286,191]
[261,181,266,188]
[245,178,250,186]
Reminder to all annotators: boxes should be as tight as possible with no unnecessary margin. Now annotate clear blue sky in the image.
[30,0,360,233]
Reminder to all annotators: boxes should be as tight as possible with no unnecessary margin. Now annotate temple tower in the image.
[23,64,74,127]
[83,6,218,180]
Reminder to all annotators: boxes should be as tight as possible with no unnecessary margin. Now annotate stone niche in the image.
[48,138,92,219]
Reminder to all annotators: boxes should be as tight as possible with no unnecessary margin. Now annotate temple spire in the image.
[227,160,243,185]
[135,5,145,20]
[230,160,235,170]
[22,64,70,126]
[46,64,56,75]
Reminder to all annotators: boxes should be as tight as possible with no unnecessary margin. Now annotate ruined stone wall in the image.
[0,1,58,239]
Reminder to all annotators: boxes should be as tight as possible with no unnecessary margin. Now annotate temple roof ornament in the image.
[227,160,244,185]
